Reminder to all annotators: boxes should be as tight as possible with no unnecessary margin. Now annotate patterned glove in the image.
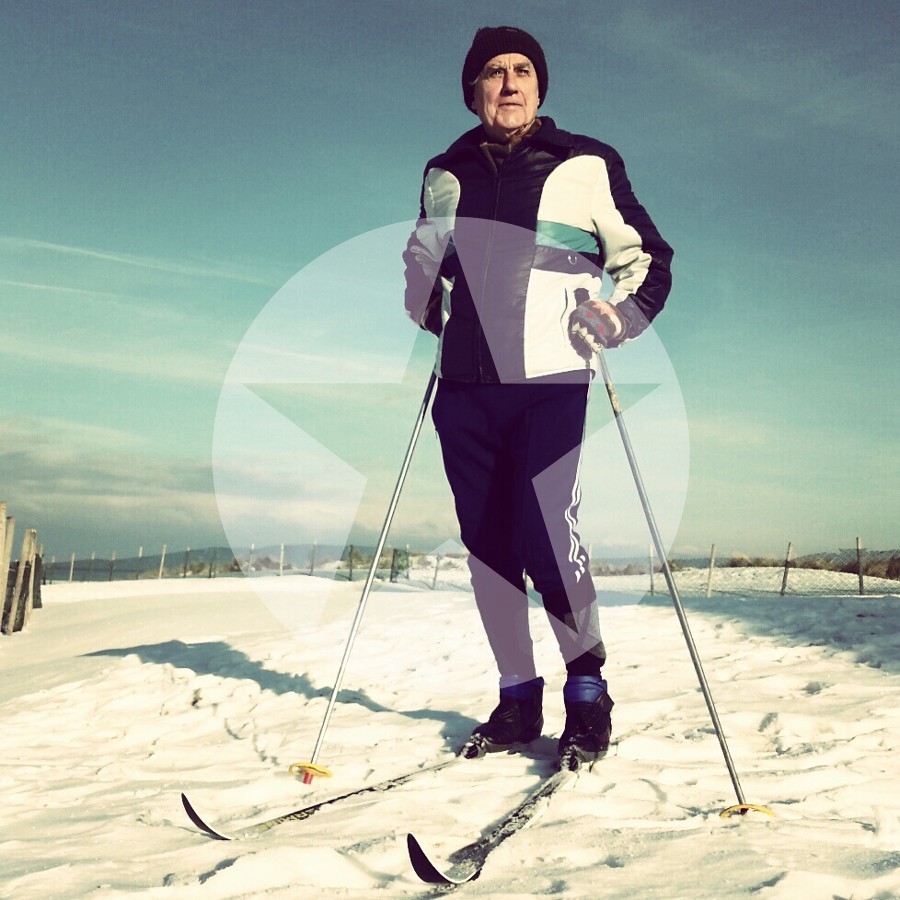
[569,294,629,355]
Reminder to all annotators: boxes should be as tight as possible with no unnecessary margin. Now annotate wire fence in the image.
[39,538,900,598]
[667,540,900,597]
[43,543,424,585]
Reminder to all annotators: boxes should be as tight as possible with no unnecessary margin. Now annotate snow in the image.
[2,569,900,898]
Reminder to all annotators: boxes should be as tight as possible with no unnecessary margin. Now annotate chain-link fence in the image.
[43,543,425,585]
[686,541,900,597]
[42,539,900,598]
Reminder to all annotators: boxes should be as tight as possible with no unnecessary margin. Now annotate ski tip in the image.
[180,793,234,840]
[406,833,478,885]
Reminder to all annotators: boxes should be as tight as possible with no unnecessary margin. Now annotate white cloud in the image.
[0,330,229,386]
[0,236,280,286]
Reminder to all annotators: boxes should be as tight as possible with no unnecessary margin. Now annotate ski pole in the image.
[293,371,439,785]
[596,349,768,817]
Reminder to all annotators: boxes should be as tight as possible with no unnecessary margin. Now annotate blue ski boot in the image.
[463,677,544,758]
[557,675,614,771]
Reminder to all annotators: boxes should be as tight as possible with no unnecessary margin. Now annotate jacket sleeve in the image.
[591,149,673,338]
[402,166,449,336]
[403,163,462,336]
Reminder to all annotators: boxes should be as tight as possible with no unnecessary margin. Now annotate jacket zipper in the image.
[475,163,503,381]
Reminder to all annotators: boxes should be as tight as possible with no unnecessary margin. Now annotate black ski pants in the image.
[432,377,606,684]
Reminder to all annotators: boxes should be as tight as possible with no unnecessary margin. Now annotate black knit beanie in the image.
[461,26,548,112]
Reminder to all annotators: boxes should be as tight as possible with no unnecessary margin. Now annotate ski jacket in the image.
[403,117,673,383]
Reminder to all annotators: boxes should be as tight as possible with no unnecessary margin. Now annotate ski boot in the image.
[557,675,614,771]
[462,677,544,758]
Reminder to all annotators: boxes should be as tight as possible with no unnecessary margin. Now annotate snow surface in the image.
[2,569,900,899]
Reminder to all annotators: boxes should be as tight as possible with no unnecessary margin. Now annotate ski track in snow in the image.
[1,570,899,899]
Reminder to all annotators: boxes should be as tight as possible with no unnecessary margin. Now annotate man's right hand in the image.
[568,299,628,355]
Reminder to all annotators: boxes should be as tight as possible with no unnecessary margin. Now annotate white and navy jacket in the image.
[404,117,673,383]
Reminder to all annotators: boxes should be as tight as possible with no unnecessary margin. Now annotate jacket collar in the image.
[441,116,572,162]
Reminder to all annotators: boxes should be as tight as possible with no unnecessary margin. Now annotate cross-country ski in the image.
[181,754,463,840]
[407,768,575,884]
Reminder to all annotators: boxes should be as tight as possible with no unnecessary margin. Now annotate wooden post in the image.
[158,544,167,579]
[705,543,716,598]
[857,537,864,596]
[0,513,10,635]
[779,541,793,596]
[69,551,75,583]
[0,505,7,595]
[279,543,285,577]
[648,543,655,595]
[432,555,441,590]
[0,507,8,614]
[21,529,38,630]
[3,517,15,582]
[309,539,317,576]
[2,518,18,633]
[135,546,143,580]
[32,552,43,609]
[108,550,116,582]
[4,528,35,634]
[390,547,398,583]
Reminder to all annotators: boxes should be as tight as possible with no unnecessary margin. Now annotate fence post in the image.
[0,508,8,612]
[32,550,43,610]
[309,539,317,576]
[136,546,143,580]
[432,554,441,590]
[69,551,75,582]
[4,528,35,634]
[1,514,12,635]
[158,543,167,579]
[779,541,793,596]
[279,543,285,577]
[856,537,864,596]
[3,517,15,586]
[390,547,398,583]
[705,543,716,598]
[20,529,38,630]
[0,505,7,593]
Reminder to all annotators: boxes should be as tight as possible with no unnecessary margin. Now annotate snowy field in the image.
[2,568,900,899]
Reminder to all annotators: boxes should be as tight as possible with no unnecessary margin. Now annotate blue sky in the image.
[1,0,897,563]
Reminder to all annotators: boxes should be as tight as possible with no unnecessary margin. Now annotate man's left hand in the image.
[569,299,628,355]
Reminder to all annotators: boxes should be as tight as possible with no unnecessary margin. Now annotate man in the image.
[404,26,673,770]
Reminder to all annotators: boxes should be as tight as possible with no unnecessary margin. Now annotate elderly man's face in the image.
[472,52,540,141]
